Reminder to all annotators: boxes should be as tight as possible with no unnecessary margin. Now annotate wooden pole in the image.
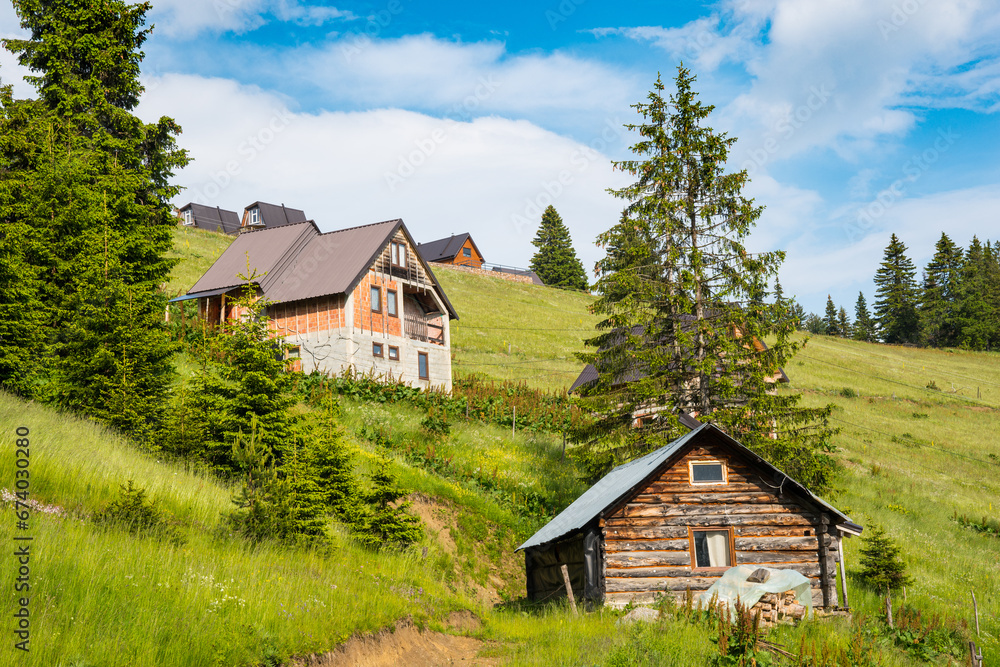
[837,552,849,610]
[512,405,516,437]
[560,564,578,616]
[972,589,980,636]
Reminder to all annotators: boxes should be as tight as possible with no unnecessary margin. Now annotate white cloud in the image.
[136,74,630,275]
[0,1,34,98]
[149,0,355,37]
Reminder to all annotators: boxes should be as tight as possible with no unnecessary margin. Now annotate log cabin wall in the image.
[601,440,838,609]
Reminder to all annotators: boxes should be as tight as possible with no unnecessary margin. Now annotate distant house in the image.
[175,203,242,235]
[417,233,484,269]
[173,217,458,390]
[240,201,309,231]
[517,422,861,609]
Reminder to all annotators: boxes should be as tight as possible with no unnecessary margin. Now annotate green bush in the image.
[94,480,185,545]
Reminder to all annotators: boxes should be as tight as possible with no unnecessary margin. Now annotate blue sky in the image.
[2,0,999,313]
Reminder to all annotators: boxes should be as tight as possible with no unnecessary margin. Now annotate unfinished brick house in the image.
[175,218,458,390]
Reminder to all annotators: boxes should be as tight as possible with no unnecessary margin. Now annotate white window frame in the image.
[688,460,728,486]
[249,207,262,226]
[182,209,193,225]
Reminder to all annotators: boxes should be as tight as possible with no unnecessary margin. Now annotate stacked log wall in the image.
[602,443,837,608]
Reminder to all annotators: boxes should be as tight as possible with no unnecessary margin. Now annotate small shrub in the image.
[839,387,858,398]
[94,480,185,546]
[911,412,929,419]
[926,380,940,391]
[858,523,912,594]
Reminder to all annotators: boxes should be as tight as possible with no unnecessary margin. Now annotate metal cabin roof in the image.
[179,202,242,235]
[243,201,308,229]
[517,423,857,552]
[182,218,459,319]
[417,233,482,262]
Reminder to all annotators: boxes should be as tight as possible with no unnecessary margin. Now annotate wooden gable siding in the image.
[268,294,345,337]
[451,239,483,268]
[602,442,832,607]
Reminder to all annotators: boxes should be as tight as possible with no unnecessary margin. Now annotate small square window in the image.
[373,343,383,358]
[387,290,397,317]
[388,346,399,360]
[691,529,734,569]
[689,461,726,485]
[418,352,428,379]
[370,286,381,313]
[463,247,471,257]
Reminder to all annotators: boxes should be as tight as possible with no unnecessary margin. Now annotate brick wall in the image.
[433,262,534,284]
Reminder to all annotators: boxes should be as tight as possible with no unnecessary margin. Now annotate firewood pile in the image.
[751,590,807,627]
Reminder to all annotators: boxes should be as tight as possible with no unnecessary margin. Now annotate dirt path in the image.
[295,611,499,667]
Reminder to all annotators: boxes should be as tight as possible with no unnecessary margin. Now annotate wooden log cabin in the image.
[518,423,861,609]
[416,233,484,269]
[173,217,458,390]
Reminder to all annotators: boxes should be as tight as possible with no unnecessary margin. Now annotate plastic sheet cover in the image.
[696,565,813,619]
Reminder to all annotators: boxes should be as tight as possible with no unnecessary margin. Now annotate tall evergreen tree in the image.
[954,237,995,350]
[873,234,920,344]
[920,233,963,348]
[853,292,877,342]
[1,0,188,442]
[576,68,836,491]
[528,205,589,290]
[837,307,851,339]
[823,296,840,336]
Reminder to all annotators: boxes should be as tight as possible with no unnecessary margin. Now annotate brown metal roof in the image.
[417,232,483,263]
[184,218,458,319]
[178,202,242,235]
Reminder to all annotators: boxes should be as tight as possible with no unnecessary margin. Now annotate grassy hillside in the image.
[433,267,600,392]
[166,226,236,296]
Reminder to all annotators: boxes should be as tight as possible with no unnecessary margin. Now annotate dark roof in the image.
[568,323,790,394]
[178,203,241,235]
[517,423,858,552]
[243,201,308,229]
[185,218,458,319]
[417,233,483,262]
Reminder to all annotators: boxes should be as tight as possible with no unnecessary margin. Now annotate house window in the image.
[373,342,383,358]
[182,209,193,225]
[463,247,471,257]
[370,286,381,313]
[690,528,734,569]
[689,461,727,485]
[391,241,406,268]
[418,352,428,379]
[388,346,399,361]
[386,290,397,317]
[249,207,261,226]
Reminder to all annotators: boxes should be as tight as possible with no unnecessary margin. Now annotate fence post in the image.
[561,564,578,616]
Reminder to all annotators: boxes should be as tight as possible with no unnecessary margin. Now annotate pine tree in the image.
[837,307,851,339]
[1,0,188,442]
[858,523,912,627]
[576,67,837,491]
[528,205,589,290]
[853,292,877,342]
[354,457,422,549]
[824,296,840,336]
[788,301,807,330]
[920,233,963,348]
[311,392,359,519]
[873,234,920,344]
[954,237,994,350]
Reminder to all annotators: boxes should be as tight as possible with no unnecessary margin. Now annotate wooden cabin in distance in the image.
[518,423,861,610]
[417,233,485,269]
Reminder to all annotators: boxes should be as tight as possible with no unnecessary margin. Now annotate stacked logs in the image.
[751,590,807,628]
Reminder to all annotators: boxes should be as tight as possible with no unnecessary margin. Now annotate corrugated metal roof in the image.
[182,217,459,319]
[243,201,308,229]
[418,233,475,262]
[178,203,242,235]
[168,286,240,302]
[517,423,855,551]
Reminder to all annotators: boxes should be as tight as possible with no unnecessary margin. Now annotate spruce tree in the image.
[837,307,851,339]
[354,457,422,549]
[873,234,920,344]
[954,237,994,350]
[529,205,589,290]
[853,292,877,342]
[1,0,188,442]
[311,392,359,520]
[920,233,963,348]
[823,296,840,336]
[576,67,836,491]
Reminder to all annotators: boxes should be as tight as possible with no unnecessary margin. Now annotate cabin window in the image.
[182,209,193,225]
[386,290,398,317]
[689,461,727,485]
[388,346,399,361]
[418,352,428,379]
[690,528,734,569]
[373,343,383,358]
[391,241,406,268]
[370,286,381,313]
[463,247,472,257]
[249,207,261,226]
